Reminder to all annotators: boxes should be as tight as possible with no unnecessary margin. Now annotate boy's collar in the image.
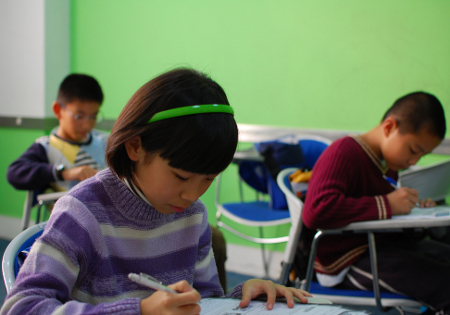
[351,135,389,174]
[52,132,92,146]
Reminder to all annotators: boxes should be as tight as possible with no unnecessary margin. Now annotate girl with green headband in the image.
[2,68,311,315]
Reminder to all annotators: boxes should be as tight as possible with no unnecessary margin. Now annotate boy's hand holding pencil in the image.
[387,187,419,215]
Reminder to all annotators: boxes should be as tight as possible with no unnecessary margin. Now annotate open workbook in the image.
[199,297,371,315]
[398,159,450,201]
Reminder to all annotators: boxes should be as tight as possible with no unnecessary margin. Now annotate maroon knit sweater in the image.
[303,136,400,275]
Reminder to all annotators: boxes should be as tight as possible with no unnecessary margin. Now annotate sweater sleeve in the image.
[6,142,56,191]
[303,140,391,230]
[0,198,141,315]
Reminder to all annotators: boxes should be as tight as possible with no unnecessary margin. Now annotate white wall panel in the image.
[0,0,69,119]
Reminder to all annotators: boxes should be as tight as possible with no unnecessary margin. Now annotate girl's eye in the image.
[175,174,188,181]
[410,149,417,154]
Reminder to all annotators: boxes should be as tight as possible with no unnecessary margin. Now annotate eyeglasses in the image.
[61,105,104,123]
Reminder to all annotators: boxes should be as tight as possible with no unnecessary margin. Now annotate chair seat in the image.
[221,201,290,222]
[217,201,291,243]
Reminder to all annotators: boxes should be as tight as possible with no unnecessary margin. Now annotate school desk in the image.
[304,209,450,310]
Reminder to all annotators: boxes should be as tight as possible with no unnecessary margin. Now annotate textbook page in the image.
[199,298,371,315]
[398,159,450,201]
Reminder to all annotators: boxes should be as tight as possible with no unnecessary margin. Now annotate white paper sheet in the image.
[199,298,371,315]
[392,205,450,220]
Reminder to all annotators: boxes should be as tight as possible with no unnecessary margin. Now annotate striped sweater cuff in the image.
[375,195,388,219]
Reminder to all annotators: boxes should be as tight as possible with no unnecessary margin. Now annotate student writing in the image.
[302,92,450,314]
[1,68,311,315]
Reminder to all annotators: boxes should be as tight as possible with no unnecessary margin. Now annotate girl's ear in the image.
[381,116,398,137]
[125,136,143,162]
[52,101,62,119]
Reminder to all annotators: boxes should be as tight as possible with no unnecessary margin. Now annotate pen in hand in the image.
[128,273,178,294]
[384,175,420,208]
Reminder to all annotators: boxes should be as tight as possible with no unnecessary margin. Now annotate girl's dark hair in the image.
[106,68,238,181]
[382,91,446,139]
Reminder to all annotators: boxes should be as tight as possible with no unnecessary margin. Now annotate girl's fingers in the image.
[169,280,195,294]
[281,287,295,308]
[239,294,252,309]
[291,288,312,304]
[239,279,269,308]
[167,280,201,307]
[264,281,277,310]
[179,303,201,315]
[240,279,313,310]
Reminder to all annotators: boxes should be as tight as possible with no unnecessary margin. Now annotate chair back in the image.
[297,136,331,169]
[277,168,304,285]
[2,222,47,293]
[242,135,331,210]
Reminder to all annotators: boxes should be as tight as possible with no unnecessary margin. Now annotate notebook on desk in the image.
[198,297,372,315]
[398,159,450,202]
[392,205,450,220]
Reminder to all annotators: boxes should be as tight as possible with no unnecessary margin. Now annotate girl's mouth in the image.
[171,206,185,213]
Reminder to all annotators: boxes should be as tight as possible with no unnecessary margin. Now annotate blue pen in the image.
[384,175,421,207]
[383,175,398,189]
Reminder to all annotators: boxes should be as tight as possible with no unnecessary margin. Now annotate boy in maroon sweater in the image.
[303,92,450,314]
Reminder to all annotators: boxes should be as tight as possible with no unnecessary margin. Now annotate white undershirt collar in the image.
[122,177,153,207]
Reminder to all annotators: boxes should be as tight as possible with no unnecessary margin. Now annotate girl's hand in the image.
[140,280,201,315]
[418,198,436,208]
[239,279,312,310]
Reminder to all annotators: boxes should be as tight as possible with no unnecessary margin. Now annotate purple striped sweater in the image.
[1,169,242,315]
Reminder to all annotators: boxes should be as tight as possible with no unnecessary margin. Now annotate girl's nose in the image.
[181,185,200,202]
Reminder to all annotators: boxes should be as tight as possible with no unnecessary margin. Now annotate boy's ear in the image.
[381,116,398,137]
[125,136,143,162]
[52,101,62,119]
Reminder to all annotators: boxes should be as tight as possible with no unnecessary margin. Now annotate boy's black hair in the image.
[106,68,238,181]
[57,74,104,105]
[382,91,446,139]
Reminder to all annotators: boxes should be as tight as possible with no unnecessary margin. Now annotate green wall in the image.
[70,0,450,129]
[0,129,47,218]
[1,0,449,248]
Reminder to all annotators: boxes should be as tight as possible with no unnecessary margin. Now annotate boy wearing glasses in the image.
[7,74,107,193]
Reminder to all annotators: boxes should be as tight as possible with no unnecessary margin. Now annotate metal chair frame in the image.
[21,191,66,230]
[216,136,331,278]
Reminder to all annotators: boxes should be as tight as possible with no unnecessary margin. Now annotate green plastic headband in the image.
[148,104,234,123]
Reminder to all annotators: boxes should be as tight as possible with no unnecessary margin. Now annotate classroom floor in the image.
[0,238,419,314]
